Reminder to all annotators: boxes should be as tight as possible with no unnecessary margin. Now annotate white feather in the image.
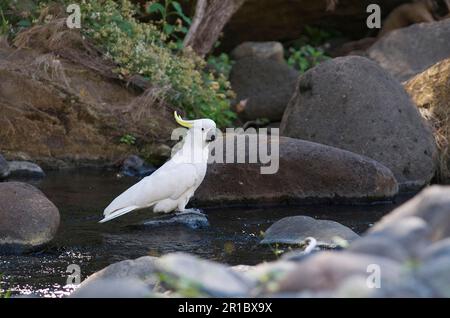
[99,205,139,223]
[100,115,216,223]
[101,163,201,221]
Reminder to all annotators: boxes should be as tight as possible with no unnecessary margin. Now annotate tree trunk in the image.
[184,0,246,57]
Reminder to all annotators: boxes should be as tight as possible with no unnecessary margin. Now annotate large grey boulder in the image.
[78,256,158,289]
[195,134,398,206]
[230,57,299,122]
[280,56,437,190]
[260,216,359,247]
[275,251,402,293]
[8,161,45,179]
[348,235,411,263]
[333,274,433,298]
[370,186,450,242]
[364,216,431,260]
[72,278,154,298]
[417,256,450,297]
[0,182,60,253]
[420,238,450,262]
[155,252,254,297]
[368,19,450,82]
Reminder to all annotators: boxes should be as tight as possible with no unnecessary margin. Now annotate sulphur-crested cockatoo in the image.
[99,112,216,223]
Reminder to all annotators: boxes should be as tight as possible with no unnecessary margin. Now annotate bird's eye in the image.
[201,128,205,131]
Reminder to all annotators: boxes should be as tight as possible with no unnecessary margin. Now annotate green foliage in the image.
[288,25,340,49]
[286,45,330,73]
[80,0,236,127]
[205,53,236,123]
[302,25,337,46]
[120,133,137,146]
[207,53,234,78]
[285,25,337,73]
[0,0,40,37]
[145,0,191,49]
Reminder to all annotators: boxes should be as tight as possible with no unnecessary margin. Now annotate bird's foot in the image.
[175,208,205,216]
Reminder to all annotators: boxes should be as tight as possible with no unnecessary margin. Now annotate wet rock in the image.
[155,252,254,297]
[280,56,437,190]
[366,217,431,260]
[141,212,209,230]
[8,161,45,179]
[404,58,450,181]
[230,57,299,122]
[0,182,60,253]
[276,251,402,293]
[72,278,154,298]
[231,41,284,62]
[79,256,158,290]
[195,134,398,206]
[0,154,9,180]
[371,186,450,242]
[260,216,359,247]
[119,155,156,178]
[368,19,450,82]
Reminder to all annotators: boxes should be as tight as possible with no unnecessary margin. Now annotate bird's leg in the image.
[175,208,205,216]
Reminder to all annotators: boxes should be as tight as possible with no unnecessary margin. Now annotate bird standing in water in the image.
[99,112,216,223]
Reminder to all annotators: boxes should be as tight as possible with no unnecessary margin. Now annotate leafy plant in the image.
[120,133,137,146]
[303,25,336,46]
[286,45,330,73]
[207,53,233,78]
[79,0,236,127]
[2,0,235,126]
[0,0,42,37]
[145,0,191,49]
[287,25,340,50]
[284,25,337,73]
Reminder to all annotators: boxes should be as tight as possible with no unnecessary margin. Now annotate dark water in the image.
[0,169,413,297]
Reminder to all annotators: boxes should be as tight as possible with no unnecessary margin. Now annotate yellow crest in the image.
[174,111,193,128]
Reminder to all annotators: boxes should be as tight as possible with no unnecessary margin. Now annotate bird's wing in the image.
[103,162,199,217]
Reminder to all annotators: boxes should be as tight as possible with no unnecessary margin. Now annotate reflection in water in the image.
[0,169,413,297]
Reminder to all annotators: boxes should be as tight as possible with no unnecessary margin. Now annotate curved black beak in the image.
[207,134,216,143]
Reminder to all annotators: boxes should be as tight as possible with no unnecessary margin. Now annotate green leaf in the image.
[17,19,31,28]
[171,1,191,25]
[147,2,165,15]
[163,23,175,35]
[171,1,183,15]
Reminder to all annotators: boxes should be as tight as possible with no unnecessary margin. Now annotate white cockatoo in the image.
[99,112,216,223]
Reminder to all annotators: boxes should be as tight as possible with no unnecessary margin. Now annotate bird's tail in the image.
[99,205,139,223]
